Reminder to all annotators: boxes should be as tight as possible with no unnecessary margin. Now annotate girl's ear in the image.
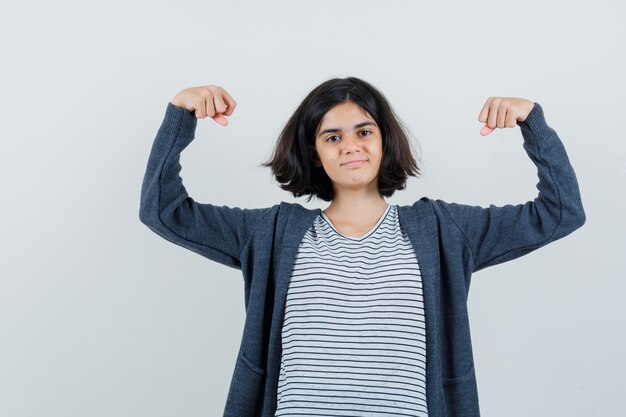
[313,155,322,168]
[308,144,322,167]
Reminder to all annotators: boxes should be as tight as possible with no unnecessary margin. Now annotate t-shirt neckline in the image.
[320,203,391,241]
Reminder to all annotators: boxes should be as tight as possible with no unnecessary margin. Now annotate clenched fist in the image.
[478,97,535,136]
[170,85,237,126]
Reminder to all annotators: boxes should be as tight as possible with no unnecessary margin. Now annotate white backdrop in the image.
[1,1,624,416]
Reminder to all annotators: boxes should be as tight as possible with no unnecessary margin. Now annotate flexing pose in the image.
[140,77,585,417]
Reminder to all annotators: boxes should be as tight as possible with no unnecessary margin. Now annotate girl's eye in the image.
[326,130,372,142]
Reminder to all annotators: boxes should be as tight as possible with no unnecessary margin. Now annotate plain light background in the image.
[1,1,624,416]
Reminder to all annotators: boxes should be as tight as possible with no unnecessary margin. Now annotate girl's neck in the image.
[323,189,388,221]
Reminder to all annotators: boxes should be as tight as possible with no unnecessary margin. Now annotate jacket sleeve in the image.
[139,102,274,270]
[435,102,586,273]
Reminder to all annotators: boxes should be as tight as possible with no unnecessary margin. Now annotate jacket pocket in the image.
[239,350,266,376]
[442,361,475,386]
[441,362,480,417]
[223,350,267,417]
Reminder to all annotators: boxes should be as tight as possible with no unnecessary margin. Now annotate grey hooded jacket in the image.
[139,101,586,417]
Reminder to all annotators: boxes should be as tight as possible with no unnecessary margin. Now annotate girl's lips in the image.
[342,160,367,168]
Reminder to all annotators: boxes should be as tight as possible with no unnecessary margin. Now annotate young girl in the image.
[140,77,585,417]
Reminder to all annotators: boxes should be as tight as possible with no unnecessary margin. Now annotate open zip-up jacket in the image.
[139,101,586,417]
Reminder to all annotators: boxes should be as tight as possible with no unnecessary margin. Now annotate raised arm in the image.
[139,85,275,270]
[434,98,586,273]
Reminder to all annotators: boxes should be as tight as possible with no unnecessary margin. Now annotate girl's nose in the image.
[341,134,361,153]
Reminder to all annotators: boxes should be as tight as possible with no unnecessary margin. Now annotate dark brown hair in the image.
[260,76,422,202]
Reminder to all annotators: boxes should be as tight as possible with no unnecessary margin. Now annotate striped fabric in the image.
[275,204,428,417]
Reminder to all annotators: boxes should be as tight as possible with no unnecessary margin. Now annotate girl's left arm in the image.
[435,99,586,273]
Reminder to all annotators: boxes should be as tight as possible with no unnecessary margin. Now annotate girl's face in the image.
[313,101,383,195]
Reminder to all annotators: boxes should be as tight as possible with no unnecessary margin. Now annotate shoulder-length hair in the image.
[260,76,422,202]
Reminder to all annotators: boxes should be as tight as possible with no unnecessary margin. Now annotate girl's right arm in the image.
[139,85,275,270]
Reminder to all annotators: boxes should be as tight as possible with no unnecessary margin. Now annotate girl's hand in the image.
[478,97,535,136]
[170,85,237,126]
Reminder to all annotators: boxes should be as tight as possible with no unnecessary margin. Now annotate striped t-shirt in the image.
[275,203,428,417]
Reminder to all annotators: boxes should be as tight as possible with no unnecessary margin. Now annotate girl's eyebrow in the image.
[318,121,376,137]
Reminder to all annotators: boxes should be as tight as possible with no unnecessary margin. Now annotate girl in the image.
[140,77,585,417]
